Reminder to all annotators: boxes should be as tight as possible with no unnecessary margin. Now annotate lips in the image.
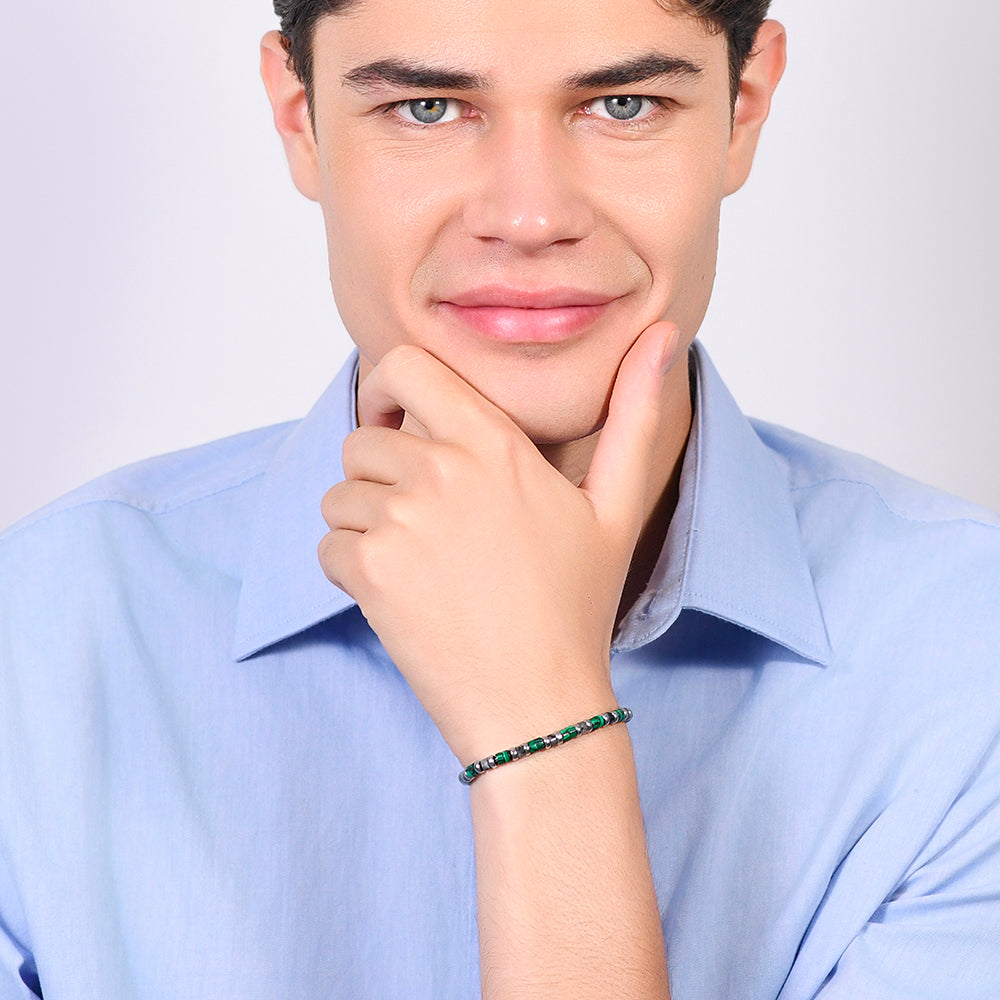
[438,285,618,343]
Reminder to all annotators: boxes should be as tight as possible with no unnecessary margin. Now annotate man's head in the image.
[261,0,784,449]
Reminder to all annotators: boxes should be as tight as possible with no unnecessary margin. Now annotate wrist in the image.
[446,674,619,766]
[460,708,632,785]
[467,720,642,834]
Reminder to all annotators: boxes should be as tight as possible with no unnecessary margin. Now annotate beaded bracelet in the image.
[459,708,633,785]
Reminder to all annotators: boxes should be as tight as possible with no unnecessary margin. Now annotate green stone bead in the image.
[528,738,546,753]
[560,726,579,741]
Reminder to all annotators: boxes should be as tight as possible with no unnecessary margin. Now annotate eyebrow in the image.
[343,60,487,92]
[342,52,703,94]
[565,54,704,90]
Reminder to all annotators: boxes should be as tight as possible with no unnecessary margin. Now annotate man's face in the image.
[302,0,740,444]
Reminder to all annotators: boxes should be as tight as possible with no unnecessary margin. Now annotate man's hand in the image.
[318,321,680,764]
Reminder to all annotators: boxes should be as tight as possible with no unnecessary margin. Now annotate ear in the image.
[260,30,321,202]
[723,20,787,196]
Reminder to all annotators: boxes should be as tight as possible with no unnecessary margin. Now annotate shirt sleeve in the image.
[813,731,1000,1000]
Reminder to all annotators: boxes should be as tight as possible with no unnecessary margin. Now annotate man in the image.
[0,1,997,997]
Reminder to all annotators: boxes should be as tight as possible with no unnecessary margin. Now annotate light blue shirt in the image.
[2,344,999,1000]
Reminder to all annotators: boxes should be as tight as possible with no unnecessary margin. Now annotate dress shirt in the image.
[1,343,999,999]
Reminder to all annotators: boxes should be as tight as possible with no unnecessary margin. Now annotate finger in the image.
[580,321,681,525]
[342,425,436,485]
[357,344,508,441]
[321,479,396,532]
[317,525,364,597]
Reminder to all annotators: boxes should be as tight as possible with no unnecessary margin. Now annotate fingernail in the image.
[658,326,681,377]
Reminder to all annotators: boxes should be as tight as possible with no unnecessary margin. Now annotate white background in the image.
[1,0,997,531]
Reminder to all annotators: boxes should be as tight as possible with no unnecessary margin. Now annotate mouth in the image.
[437,285,619,344]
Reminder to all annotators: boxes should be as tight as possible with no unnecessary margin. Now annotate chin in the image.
[478,383,610,447]
[440,348,615,446]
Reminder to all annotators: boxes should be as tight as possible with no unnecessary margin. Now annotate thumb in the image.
[580,321,681,526]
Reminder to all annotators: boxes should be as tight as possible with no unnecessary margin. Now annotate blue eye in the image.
[396,98,462,125]
[589,96,656,121]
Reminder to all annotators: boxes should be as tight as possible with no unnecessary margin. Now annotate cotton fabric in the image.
[1,344,998,999]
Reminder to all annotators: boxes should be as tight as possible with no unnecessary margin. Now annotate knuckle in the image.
[320,482,348,526]
[422,444,457,488]
[341,426,372,475]
[427,442,475,493]
[352,533,388,590]
[477,422,526,475]
[317,533,345,588]
[381,491,414,530]
[318,529,385,600]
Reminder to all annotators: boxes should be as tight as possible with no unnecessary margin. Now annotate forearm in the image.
[470,721,670,1000]
[321,340,680,995]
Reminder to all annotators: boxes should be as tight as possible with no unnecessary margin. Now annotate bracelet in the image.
[459,708,632,785]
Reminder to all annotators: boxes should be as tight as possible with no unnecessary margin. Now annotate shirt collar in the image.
[232,343,831,665]
[614,343,831,664]
[231,355,360,661]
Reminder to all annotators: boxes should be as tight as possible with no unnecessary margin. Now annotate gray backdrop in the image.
[2,0,997,530]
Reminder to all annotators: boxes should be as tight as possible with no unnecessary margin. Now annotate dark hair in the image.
[273,0,771,115]
[679,0,773,105]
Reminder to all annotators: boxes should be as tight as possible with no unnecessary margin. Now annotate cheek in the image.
[646,195,721,338]
[623,151,724,259]
[326,140,458,252]
[318,148,454,352]
[609,144,726,319]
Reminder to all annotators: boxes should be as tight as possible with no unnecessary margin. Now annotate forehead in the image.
[313,0,727,92]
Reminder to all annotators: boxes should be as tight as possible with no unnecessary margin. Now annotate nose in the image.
[461,120,596,253]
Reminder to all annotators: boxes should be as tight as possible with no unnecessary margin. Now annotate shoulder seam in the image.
[788,477,1000,530]
[3,468,267,540]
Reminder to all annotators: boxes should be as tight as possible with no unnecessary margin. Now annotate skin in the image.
[261,1,785,995]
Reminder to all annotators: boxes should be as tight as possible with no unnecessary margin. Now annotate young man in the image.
[1,1,998,998]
